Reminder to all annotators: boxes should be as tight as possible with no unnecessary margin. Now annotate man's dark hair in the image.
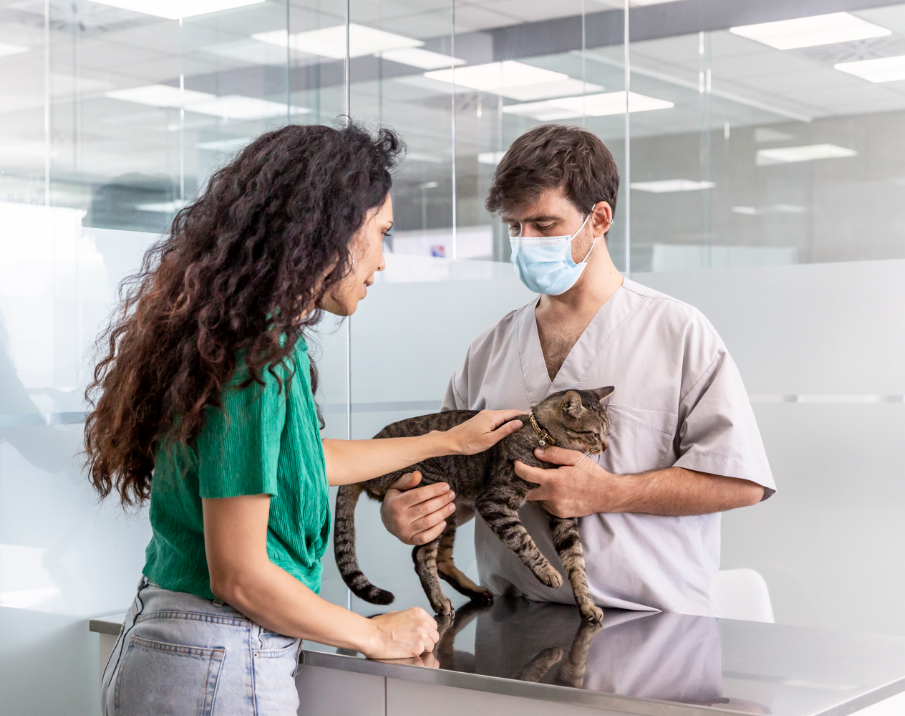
[486,124,620,228]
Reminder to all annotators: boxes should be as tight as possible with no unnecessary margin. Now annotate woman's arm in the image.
[322,409,523,486]
[203,494,439,658]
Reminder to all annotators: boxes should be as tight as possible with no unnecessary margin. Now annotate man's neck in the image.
[537,244,624,324]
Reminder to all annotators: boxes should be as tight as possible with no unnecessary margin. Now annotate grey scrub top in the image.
[442,278,775,616]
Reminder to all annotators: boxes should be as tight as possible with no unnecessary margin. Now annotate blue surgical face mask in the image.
[509,213,597,295]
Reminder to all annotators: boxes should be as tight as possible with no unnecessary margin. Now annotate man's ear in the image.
[561,390,585,418]
[589,386,615,403]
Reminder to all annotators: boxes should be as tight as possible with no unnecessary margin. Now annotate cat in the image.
[334,387,614,622]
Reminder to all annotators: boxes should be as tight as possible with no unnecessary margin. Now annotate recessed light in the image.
[106,85,307,120]
[729,12,890,50]
[501,79,604,102]
[137,200,188,213]
[631,180,715,193]
[405,152,445,164]
[757,144,857,165]
[0,42,29,58]
[380,48,463,70]
[187,95,307,120]
[253,24,422,59]
[835,55,905,83]
[502,91,674,120]
[424,61,568,95]
[106,84,217,107]
[197,137,252,151]
[478,151,506,165]
[89,0,265,19]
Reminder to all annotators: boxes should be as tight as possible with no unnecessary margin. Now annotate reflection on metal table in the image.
[91,595,905,716]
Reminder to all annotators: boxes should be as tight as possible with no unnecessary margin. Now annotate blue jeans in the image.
[102,577,302,716]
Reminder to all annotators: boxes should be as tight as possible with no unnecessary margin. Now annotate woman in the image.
[85,123,522,715]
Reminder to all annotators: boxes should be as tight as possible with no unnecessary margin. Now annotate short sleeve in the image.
[441,354,469,411]
[197,366,288,499]
[674,350,776,499]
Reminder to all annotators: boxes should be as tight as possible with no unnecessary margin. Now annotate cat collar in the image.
[528,412,556,448]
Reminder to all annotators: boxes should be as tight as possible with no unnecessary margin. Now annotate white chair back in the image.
[714,568,775,623]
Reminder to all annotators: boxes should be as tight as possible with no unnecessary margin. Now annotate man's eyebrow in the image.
[501,214,562,223]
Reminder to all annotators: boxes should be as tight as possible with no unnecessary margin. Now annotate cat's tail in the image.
[334,483,395,605]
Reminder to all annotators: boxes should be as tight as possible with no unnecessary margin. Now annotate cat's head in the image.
[532,387,614,455]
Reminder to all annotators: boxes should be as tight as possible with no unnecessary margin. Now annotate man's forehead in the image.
[500,187,578,222]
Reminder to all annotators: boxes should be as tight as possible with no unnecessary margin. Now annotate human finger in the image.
[513,460,551,485]
[409,499,456,533]
[389,471,422,492]
[409,519,448,546]
[535,446,582,466]
[482,408,527,430]
[395,481,450,509]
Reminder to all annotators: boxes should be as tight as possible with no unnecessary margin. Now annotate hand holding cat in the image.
[518,447,630,518]
[444,409,525,456]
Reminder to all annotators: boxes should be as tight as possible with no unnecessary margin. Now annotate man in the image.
[382,124,774,616]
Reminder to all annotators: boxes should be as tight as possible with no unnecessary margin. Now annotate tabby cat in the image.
[334,387,614,622]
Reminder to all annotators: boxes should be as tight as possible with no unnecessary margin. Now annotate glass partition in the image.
[4,1,905,713]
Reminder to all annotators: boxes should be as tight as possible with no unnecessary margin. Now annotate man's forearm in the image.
[595,467,764,516]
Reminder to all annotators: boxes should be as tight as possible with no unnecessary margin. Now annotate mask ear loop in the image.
[577,205,615,264]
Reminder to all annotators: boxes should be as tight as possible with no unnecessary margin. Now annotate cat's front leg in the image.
[549,516,603,622]
[475,488,563,589]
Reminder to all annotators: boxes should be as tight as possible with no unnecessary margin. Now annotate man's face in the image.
[501,186,597,264]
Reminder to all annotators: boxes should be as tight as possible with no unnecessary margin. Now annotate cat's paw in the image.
[432,594,456,616]
[580,603,604,622]
[469,586,494,604]
[536,565,564,589]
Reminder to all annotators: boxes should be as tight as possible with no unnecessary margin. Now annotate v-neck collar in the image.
[516,282,639,407]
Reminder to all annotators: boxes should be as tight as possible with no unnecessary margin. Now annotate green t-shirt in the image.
[143,339,330,599]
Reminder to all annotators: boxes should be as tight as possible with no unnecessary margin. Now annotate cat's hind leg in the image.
[549,516,603,622]
[436,518,494,604]
[475,488,563,589]
[412,538,455,616]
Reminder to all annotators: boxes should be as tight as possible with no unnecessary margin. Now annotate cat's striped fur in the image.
[333,387,613,622]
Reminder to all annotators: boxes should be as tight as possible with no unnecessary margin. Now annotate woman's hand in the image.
[444,409,524,456]
[364,608,440,659]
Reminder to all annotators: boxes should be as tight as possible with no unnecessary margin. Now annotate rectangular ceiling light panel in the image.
[89,0,264,19]
[107,85,308,120]
[106,84,216,107]
[502,91,674,120]
[0,42,29,58]
[380,48,463,69]
[756,144,857,164]
[424,61,567,92]
[729,12,890,50]
[835,55,905,83]
[253,24,422,59]
[631,180,716,193]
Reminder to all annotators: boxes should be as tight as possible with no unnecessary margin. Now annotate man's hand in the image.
[517,446,618,518]
[381,472,457,545]
[517,447,766,518]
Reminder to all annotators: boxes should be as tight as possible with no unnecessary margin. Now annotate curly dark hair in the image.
[85,122,403,506]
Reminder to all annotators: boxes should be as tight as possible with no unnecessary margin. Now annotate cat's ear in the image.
[561,390,585,418]
[589,386,615,404]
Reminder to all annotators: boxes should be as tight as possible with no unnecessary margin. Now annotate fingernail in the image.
[448,504,455,512]
[449,491,455,499]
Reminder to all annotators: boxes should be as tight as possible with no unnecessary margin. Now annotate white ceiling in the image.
[3,0,905,204]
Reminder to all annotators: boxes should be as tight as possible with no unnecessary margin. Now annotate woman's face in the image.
[320,194,393,317]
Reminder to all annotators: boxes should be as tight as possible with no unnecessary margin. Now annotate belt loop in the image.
[212,598,224,607]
